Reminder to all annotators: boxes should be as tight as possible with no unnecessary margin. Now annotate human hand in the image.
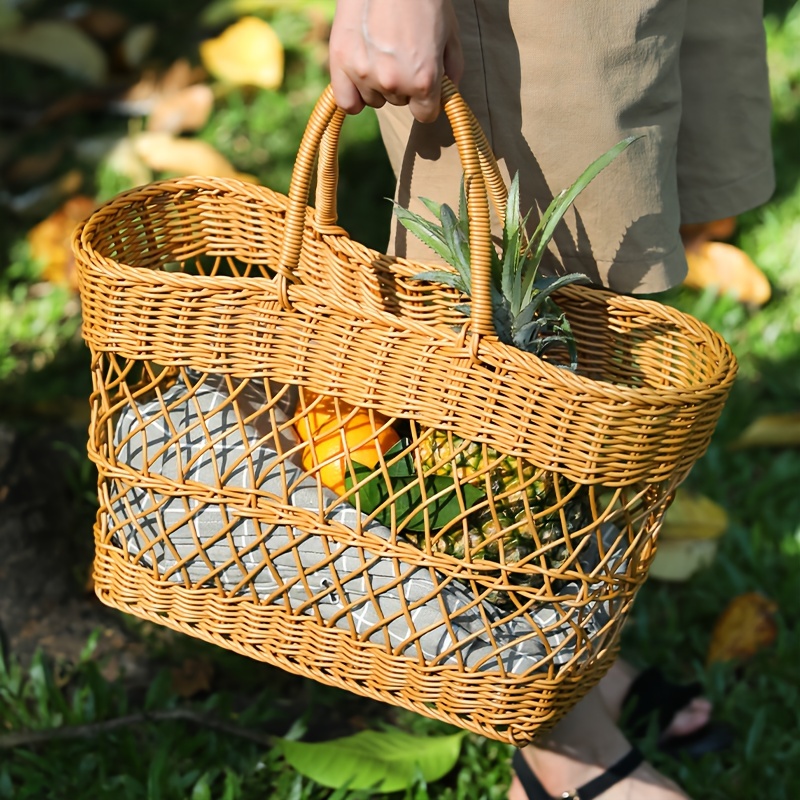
[329,0,463,122]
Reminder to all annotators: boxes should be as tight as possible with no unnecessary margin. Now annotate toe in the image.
[662,698,713,739]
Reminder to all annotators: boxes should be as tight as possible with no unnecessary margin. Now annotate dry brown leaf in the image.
[680,217,737,245]
[115,58,208,116]
[27,195,96,290]
[732,412,800,448]
[170,658,215,699]
[707,592,779,665]
[0,20,107,84]
[147,84,214,134]
[133,132,255,181]
[71,7,130,41]
[5,145,66,187]
[683,241,771,306]
[200,16,284,89]
[660,489,729,541]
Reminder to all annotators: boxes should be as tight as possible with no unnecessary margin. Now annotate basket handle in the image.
[277,78,508,339]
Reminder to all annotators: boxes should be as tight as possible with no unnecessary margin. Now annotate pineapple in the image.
[419,427,590,598]
[395,137,638,598]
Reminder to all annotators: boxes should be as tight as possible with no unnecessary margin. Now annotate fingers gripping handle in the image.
[277,79,507,339]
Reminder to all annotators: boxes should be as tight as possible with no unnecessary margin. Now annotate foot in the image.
[598,659,712,741]
[508,688,690,800]
[509,747,688,800]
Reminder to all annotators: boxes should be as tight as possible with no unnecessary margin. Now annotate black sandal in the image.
[622,667,733,758]
[512,747,644,800]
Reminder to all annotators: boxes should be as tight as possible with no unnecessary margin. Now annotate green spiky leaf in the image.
[392,204,453,266]
[457,176,469,240]
[516,273,591,328]
[529,135,641,269]
[439,203,472,286]
[412,270,469,293]
[393,136,641,370]
[419,196,442,216]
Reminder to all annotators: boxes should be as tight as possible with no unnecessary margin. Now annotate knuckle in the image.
[374,65,401,95]
[413,67,440,96]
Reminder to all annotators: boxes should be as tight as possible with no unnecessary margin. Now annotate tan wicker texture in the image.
[73,81,737,745]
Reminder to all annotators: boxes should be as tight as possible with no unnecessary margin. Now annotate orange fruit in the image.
[298,395,400,494]
[295,393,343,442]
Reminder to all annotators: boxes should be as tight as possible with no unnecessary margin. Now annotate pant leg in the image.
[677,0,774,224]
[378,0,691,294]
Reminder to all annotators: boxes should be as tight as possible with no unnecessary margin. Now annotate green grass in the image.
[1,0,800,797]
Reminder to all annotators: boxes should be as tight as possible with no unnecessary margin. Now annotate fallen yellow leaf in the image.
[649,538,721,582]
[147,84,214,134]
[732,412,800,448]
[660,488,729,541]
[706,592,779,665]
[683,241,771,306]
[0,20,107,84]
[649,489,729,581]
[132,132,255,181]
[200,16,284,89]
[27,195,96,290]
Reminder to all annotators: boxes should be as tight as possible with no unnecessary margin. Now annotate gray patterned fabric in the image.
[109,371,625,675]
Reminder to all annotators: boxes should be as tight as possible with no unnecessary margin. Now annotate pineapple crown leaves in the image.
[393,135,641,366]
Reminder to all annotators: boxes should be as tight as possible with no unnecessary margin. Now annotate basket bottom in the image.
[93,545,622,745]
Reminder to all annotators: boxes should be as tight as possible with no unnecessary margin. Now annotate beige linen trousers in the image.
[377,0,775,294]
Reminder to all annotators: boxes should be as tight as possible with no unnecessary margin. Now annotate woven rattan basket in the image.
[74,82,737,745]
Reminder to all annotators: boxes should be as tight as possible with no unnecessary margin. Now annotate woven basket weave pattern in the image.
[75,83,736,745]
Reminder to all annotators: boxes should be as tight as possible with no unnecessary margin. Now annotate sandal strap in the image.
[512,747,644,800]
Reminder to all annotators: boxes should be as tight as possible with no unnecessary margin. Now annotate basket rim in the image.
[73,179,737,409]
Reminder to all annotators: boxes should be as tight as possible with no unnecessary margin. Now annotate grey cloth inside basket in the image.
[109,371,626,675]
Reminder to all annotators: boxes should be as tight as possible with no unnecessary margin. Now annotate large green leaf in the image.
[277,729,465,792]
[344,441,483,532]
